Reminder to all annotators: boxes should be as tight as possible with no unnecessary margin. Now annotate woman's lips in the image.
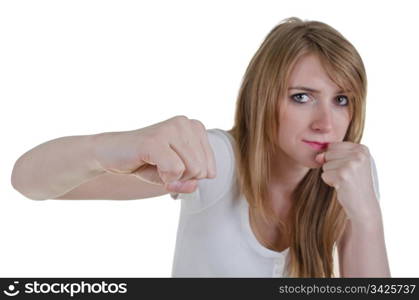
[303,140,329,150]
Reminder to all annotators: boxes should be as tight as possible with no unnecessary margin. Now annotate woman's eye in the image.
[336,95,349,106]
[291,93,310,103]
[290,93,349,107]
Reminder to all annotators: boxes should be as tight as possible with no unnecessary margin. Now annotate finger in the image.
[320,170,340,189]
[316,150,346,165]
[315,141,347,164]
[327,141,358,151]
[190,119,215,179]
[323,149,354,162]
[315,149,347,164]
[322,158,353,171]
[139,145,186,184]
[165,179,198,193]
[315,152,326,165]
[169,122,209,181]
[132,164,163,185]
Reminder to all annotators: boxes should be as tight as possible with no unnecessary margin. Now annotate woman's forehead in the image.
[286,58,352,95]
[287,55,344,92]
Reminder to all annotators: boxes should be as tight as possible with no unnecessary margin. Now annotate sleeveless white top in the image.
[170,129,380,277]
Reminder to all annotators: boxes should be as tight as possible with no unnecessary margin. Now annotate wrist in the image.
[349,210,384,232]
[86,133,108,175]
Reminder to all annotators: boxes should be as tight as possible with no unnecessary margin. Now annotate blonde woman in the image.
[11,17,390,278]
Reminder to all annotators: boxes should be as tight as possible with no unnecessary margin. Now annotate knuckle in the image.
[164,165,185,177]
[174,115,189,124]
[354,151,365,162]
[167,167,184,177]
[338,170,349,182]
[188,165,201,178]
[358,144,370,156]
[360,144,370,152]
[170,116,190,133]
[189,119,206,131]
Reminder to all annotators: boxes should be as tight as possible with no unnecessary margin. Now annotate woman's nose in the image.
[311,104,333,132]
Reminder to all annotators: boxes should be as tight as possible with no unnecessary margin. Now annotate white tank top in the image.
[170,128,380,277]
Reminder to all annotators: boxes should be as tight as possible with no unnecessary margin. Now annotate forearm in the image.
[340,212,391,277]
[11,134,105,200]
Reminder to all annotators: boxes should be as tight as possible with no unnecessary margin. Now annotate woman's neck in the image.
[268,148,309,213]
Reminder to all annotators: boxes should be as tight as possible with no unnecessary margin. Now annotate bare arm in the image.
[53,172,169,200]
[11,134,106,200]
[11,116,215,200]
[338,213,391,277]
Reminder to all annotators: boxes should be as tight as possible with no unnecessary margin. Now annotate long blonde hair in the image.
[227,17,367,277]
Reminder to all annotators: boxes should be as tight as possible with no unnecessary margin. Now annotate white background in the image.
[1,0,418,277]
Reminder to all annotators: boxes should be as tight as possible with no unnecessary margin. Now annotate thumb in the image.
[132,164,163,185]
[165,179,198,193]
[315,152,326,164]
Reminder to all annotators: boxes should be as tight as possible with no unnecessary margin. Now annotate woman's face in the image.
[277,53,352,169]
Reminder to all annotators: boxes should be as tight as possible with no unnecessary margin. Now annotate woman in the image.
[223,17,390,277]
[11,17,390,277]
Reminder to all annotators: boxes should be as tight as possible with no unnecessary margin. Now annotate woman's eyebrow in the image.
[288,86,345,94]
